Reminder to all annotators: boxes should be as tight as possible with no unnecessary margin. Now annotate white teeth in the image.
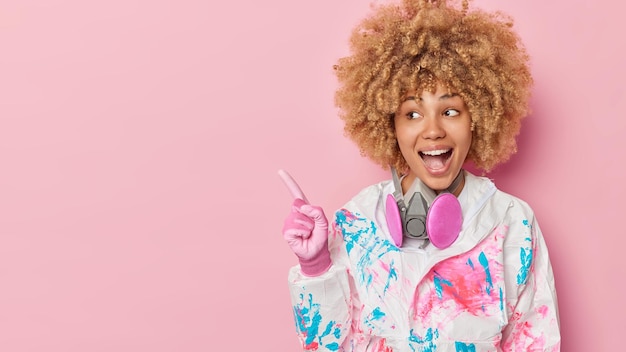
[421,149,450,156]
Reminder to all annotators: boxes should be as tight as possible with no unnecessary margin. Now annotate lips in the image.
[419,148,452,170]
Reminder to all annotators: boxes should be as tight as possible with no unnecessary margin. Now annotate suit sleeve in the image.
[287,214,361,351]
[501,215,561,351]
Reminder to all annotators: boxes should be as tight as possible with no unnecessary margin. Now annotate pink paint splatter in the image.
[373,338,393,352]
[411,227,506,323]
[537,305,548,318]
[502,312,546,350]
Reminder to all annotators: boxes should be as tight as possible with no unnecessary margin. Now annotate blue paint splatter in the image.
[293,294,322,346]
[319,319,335,340]
[326,342,340,351]
[333,327,341,339]
[292,293,342,349]
[335,209,400,290]
[433,271,453,299]
[467,258,474,270]
[455,341,477,352]
[383,259,398,296]
[408,328,439,352]
[371,307,386,320]
[478,252,493,295]
[517,237,533,285]
[363,307,386,331]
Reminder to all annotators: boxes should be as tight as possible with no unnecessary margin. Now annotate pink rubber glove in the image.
[279,169,331,277]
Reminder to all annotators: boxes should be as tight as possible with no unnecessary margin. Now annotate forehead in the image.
[401,80,457,97]
[401,85,462,102]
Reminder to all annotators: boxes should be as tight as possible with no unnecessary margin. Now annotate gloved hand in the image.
[279,169,332,277]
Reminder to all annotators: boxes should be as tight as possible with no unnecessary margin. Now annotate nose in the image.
[421,115,445,140]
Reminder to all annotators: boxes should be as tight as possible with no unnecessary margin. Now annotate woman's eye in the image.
[444,109,460,117]
[407,111,422,119]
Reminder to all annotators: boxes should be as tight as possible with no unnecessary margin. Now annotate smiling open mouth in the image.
[419,149,452,170]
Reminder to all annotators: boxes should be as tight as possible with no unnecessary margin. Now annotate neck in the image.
[444,170,465,197]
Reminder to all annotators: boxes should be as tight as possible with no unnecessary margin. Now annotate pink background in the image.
[0,0,623,350]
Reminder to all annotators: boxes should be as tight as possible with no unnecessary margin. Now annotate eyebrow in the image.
[403,93,459,102]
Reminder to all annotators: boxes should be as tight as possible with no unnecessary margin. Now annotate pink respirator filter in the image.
[425,193,462,248]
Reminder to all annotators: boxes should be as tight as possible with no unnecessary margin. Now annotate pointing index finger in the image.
[278,169,309,203]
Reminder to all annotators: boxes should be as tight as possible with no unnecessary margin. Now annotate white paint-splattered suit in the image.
[288,171,560,351]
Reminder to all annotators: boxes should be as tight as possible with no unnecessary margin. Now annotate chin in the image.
[419,167,462,190]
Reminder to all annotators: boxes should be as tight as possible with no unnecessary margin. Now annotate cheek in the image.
[394,124,415,147]
[455,131,473,159]
[461,129,473,149]
[450,123,472,147]
[395,130,418,162]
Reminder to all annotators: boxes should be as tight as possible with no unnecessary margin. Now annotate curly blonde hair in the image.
[334,0,532,172]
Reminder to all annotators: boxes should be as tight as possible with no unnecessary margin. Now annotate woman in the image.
[280,0,560,350]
